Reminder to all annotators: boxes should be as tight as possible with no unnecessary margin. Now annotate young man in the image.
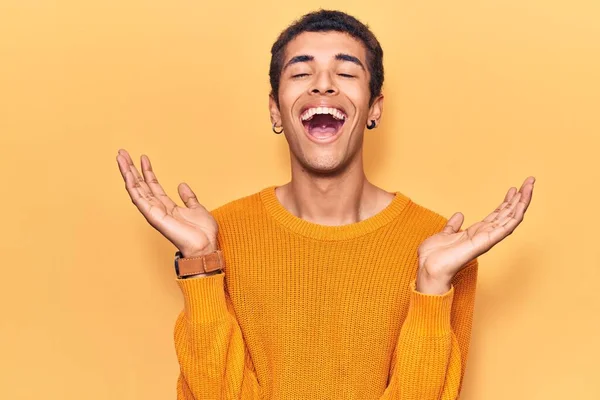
[116,10,535,399]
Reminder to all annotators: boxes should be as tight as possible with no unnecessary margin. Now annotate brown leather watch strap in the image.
[176,250,224,278]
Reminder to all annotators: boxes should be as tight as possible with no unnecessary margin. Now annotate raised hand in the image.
[416,176,536,294]
[116,149,218,258]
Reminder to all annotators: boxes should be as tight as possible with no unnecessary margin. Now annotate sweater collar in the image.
[259,185,411,241]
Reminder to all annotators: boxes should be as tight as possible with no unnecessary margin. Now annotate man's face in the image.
[270,31,383,175]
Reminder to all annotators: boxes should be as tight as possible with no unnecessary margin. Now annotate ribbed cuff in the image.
[176,273,228,323]
[402,279,455,337]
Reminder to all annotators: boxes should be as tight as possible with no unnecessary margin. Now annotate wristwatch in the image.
[174,249,225,278]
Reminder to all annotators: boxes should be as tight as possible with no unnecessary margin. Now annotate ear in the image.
[367,94,384,126]
[269,94,282,127]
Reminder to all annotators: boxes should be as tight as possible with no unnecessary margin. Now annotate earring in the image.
[272,123,284,134]
[366,120,376,130]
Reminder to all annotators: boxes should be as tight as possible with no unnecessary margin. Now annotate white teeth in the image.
[300,107,347,122]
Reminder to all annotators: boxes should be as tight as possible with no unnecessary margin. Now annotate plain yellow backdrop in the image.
[1,0,599,399]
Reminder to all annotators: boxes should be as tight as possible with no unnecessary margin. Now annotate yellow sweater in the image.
[174,186,478,400]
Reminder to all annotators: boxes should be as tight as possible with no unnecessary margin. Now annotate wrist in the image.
[180,245,217,258]
[416,269,452,295]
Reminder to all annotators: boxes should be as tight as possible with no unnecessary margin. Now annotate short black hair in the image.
[269,10,384,107]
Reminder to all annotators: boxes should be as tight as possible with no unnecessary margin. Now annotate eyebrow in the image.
[334,53,365,70]
[283,53,365,71]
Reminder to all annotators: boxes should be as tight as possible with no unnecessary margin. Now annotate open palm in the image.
[418,176,535,282]
[116,149,218,257]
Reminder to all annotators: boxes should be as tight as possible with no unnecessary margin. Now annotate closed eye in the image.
[338,73,355,78]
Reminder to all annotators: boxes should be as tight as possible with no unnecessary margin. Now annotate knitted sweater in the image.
[174,186,479,400]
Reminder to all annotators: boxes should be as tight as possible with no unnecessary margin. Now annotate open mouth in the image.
[300,107,347,141]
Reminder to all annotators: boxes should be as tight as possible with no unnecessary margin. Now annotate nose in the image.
[309,71,338,96]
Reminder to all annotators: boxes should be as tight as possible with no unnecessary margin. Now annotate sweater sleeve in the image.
[380,258,479,400]
[174,273,261,400]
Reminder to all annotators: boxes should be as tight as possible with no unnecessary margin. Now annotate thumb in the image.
[442,212,464,234]
[178,182,202,209]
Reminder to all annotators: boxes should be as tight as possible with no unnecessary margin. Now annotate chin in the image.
[301,154,347,175]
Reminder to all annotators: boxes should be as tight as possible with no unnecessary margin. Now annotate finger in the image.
[504,186,518,203]
[118,149,153,198]
[117,153,154,214]
[140,154,177,212]
[480,176,535,244]
[492,191,522,224]
[498,179,534,227]
[519,176,535,214]
[178,183,202,209]
[483,186,517,223]
[495,177,535,224]
[442,212,464,234]
[520,176,536,190]
[488,198,527,243]
[116,152,132,182]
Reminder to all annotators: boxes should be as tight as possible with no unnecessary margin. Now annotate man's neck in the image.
[274,158,395,227]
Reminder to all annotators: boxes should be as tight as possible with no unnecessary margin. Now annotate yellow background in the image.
[1,0,599,398]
